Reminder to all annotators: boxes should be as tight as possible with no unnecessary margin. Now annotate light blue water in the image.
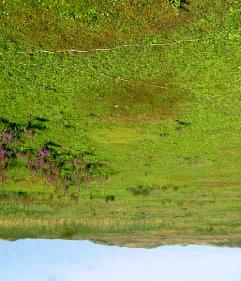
[0,239,241,281]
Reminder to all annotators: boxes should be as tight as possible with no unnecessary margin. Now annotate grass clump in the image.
[128,184,154,196]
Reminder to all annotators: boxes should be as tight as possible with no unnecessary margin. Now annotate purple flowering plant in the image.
[2,129,12,144]
[0,119,106,186]
[39,147,50,158]
[0,147,6,159]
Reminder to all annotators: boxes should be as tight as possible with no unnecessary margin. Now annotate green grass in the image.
[0,0,241,246]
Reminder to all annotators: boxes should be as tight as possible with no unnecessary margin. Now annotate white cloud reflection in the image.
[0,239,241,281]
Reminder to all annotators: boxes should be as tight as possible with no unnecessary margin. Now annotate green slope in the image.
[0,0,241,246]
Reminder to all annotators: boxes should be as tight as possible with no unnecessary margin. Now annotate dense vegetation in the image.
[0,0,241,246]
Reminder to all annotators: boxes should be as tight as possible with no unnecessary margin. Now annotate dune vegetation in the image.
[0,0,241,246]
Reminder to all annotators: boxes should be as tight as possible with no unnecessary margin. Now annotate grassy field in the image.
[0,0,241,246]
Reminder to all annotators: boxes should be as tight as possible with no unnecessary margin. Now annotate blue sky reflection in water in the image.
[0,239,241,281]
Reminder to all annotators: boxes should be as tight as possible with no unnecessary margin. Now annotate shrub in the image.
[0,116,112,187]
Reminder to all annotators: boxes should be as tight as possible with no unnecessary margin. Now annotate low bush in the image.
[0,117,112,188]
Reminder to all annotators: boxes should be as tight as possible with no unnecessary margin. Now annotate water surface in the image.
[0,239,241,281]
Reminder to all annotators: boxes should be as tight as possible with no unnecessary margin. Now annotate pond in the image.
[0,239,241,281]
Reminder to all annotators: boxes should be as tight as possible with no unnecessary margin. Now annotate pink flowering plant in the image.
[0,146,8,184]
[0,116,112,187]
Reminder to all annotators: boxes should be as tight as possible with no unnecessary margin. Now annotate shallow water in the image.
[0,239,241,281]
